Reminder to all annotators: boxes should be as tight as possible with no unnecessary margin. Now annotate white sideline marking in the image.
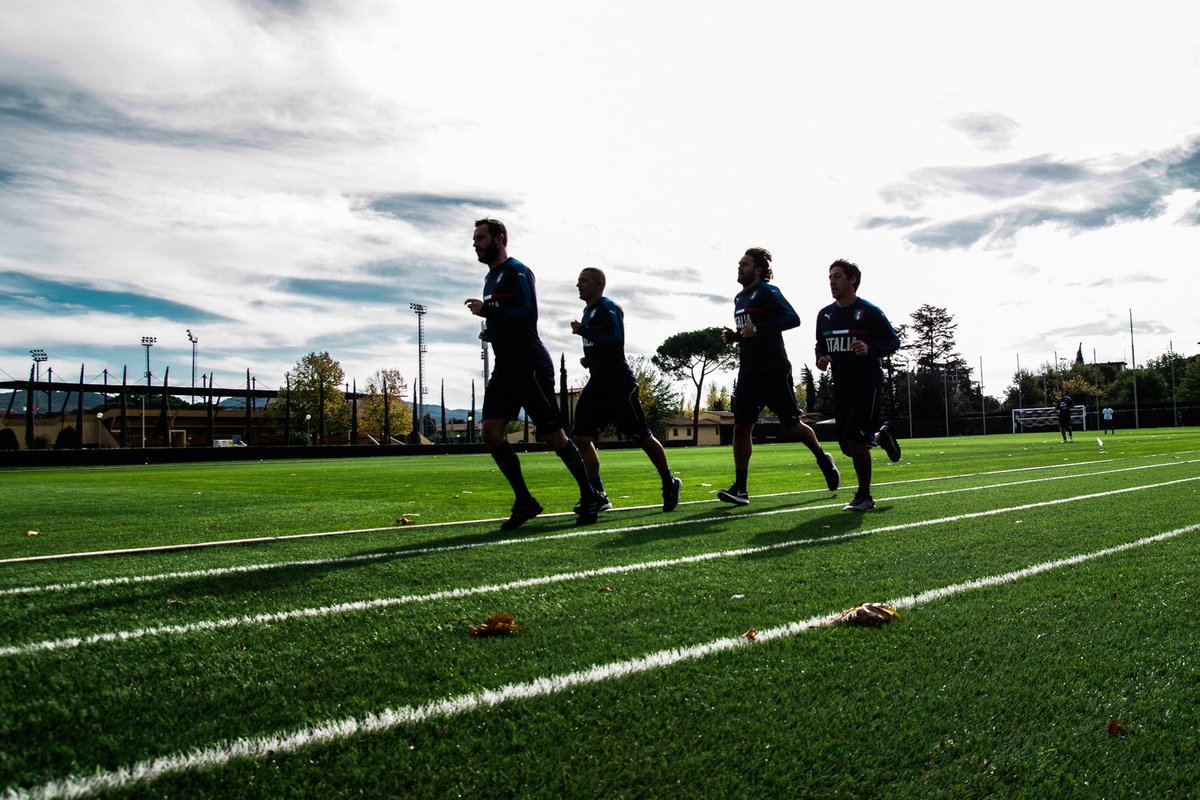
[11,521,1199,800]
[3,475,1196,659]
[5,458,1196,597]
[6,451,1184,566]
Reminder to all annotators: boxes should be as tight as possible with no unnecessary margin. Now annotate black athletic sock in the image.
[656,464,673,484]
[734,468,748,492]
[590,476,605,494]
[491,442,533,503]
[556,443,596,499]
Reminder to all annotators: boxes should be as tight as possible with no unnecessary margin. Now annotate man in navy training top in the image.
[815,259,902,512]
[465,218,604,530]
[570,268,682,513]
[1057,393,1075,442]
[718,247,840,506]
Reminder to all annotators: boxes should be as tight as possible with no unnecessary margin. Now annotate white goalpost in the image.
[1012,406,1088,433]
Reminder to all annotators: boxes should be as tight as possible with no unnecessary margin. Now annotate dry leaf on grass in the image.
[742,628,758,641]
[395,517,413,526]
[597,584,614,593]
[469,613,523,636]
[25,530,40,536]
[832,603,900,627]
[1107,719,1127,736]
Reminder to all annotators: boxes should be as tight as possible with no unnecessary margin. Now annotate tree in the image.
[270,352,350,438]
[800,365,816,413]
[909,305,962,371]
[705,383,731,412]
[359,368,412,444]
[653,328,738,445]
[631,356,680,438]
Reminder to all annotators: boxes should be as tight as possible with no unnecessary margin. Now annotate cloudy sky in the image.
[2,1,1198,409]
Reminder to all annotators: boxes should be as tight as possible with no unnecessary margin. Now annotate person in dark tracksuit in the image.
[815,259,902,512]
[570,267,682,513]
[465,218,603,530]
[718,247,840,506]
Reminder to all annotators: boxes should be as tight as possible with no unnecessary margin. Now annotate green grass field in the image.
[2,429,1199,798]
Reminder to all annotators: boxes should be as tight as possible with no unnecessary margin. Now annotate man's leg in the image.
[572,433,604,491]
[784,419,840,491]
[545,428,602,522]
[842,439,875,511]
[638,433,681,512]
[718,423,754,505]
[482,417,542,530]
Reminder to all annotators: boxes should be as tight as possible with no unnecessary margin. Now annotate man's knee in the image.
[480,421,506,448]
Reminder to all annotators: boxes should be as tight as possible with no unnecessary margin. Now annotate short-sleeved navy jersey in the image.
[479,257,552,367]
[732,281,800,370]
[574,296,635,382]
[814,297,900,387]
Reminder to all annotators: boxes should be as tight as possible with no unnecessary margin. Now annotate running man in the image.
[1057,393,1075,442]
[718,247,839,506]
[815,259,902,512]
[570,268,682,512]
[465,218,604,529]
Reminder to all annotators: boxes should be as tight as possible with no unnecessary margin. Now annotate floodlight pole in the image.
[141,336,156,447]
[30,349,47,413]
[410,303,427,429]
[186,329,198,403]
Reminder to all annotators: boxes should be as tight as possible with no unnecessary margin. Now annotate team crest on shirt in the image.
[854,309,864,321]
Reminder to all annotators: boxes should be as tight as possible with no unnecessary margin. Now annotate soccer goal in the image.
[1012,406,1088,433]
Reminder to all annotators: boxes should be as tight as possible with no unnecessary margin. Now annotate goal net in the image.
[1012,406,1088,433]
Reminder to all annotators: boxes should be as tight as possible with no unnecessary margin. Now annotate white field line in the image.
[5,451,1184,566]
[3,475,1196,660]
[5,457,1197,598]
[10,520,1199,800]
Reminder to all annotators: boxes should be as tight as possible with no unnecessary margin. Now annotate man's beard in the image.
[477,244,500,265]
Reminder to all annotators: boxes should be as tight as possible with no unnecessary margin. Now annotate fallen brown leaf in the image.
[832,603,900,627]
[469,613,523,636]
[742,628,758,641]
[1107,719,1127,736]
[395,517,413,525]
[25,530,40,537]
[597,584,614,593]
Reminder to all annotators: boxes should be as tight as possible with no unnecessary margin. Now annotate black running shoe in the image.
[877,423,902,463]
[717,485,749,506]
[500,498,543,531]
[843,493,876,512]
[662,477,682,512]
[573,493,612,514]
[818,451,840,491]
[576,495,604,525]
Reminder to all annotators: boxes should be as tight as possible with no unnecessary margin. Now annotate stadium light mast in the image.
[141,336,156,447]
[30,349,47,413]
[186,329,198,403]
[410,303,427,428]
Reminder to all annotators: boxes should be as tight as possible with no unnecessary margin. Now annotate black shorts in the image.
[1059,412,1072,427]
[571,378,652,440]
[833,382,882,454]
[732,367,801,427]
[481,361,564,433]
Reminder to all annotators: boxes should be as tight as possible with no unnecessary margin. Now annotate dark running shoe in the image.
[500,498,543,531]
[877,423,902,463]
[843,493,876,512]
[717,486,749,506]
[818,451,840,491]
[662,477,682,512]
[576,495,604,526]
[573,493,612,514]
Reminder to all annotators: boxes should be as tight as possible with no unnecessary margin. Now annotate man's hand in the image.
[739,322,757,338]
[850,339,868,356]
[479,328,490,342]
[816,355,831,371]
[465,298,484,316]
[720,326,736,344]
[571,320,582,334]
[580,356,589,369]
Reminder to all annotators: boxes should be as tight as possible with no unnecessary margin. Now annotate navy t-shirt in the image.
[732,281,800,371]
[814,297,900,386]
